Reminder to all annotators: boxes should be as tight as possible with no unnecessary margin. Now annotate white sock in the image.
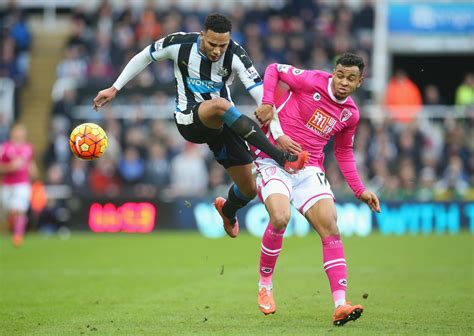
[335,299,346,308]
[258,283,273,290]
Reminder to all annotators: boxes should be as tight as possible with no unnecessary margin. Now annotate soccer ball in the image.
[69,123,108,160]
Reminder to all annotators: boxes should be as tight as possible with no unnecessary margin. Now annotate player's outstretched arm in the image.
[93,86,118,110]
[359,190,381,213]
[92,46,155,110]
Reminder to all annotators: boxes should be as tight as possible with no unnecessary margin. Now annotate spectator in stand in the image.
[398,157,417,199]
[379,175,402,201]
[455,73,474,107]
[423,84,445,105]
[384,69,422,123]
[207,161,230,199]
[397,126,424,170]
[169,143,208,197]
[37,163,71,233]
[435,155,469,200]
[68,158,88,196]
[353,0,375,32]
[117,146,146,186]
[416,167,436,201]
[0,36,26,88]
[56,45,88,84]
[144,142,170,192]
[88,156,121,196]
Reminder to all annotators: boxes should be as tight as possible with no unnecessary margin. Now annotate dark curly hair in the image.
[204,13,232,33]
[336,53,365,74]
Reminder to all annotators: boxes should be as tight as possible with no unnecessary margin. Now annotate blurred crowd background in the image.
[1,0,473,231]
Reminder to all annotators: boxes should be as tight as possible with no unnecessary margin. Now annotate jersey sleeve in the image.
[149,33,181,61]
[333,115,366,198]
[262,63,312,105]
[231,42,263,92]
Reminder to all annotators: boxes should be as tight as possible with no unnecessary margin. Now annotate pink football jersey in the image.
[0,141,34,184]
[258,63,366,198]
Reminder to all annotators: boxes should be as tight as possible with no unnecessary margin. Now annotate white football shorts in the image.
[1,183,32,212]
[255,158,335,215]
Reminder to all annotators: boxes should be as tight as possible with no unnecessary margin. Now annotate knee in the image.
[270,209,291,230]
[241,183,257,198]
[235,181,257,199]
[211,98,231,116]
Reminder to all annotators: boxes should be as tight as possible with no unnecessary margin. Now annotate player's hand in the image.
[93,86,118,111]
[359,190,381,213]
[254,104,274,126]
[275,135,302,155]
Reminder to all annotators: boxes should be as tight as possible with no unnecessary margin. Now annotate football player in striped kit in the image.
[93,13,308,237]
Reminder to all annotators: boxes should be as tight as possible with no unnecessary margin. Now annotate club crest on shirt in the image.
[217,66,229,77]
[313,92,321,101]
[265,166,277,177]
[340,108,352,122]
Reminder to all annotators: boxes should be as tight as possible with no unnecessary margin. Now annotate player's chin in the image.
[336,89,350,98]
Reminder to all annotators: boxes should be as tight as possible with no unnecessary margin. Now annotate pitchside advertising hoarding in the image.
[81,199,474,237]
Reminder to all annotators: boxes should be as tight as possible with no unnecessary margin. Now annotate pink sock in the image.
[13,214,27,237]
[259,222,285,287]
[322,235,347,307]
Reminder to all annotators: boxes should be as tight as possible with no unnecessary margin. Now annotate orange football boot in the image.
[13,234,23,248]
[214,197,239,238]
[283,151,309,174]
[333,302,363,326]
[258,287,276,315]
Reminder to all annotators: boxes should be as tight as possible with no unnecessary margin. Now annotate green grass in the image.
[1,232,473,335]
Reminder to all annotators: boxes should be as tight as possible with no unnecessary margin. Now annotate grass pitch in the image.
[1,231,472,335]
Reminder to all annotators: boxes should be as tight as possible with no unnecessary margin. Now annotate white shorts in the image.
[255,158,335,215]
[1,183,32,212]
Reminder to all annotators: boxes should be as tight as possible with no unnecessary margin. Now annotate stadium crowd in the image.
[5,1,474,204]
[0,2,31,126]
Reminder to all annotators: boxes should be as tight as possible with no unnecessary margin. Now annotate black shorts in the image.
[174,103,254,169]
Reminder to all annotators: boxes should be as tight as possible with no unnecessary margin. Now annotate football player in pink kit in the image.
[0,124,37,247]
[253,53,380,326]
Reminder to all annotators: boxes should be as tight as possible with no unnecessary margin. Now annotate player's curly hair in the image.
[204,13,232,33]
[336,53,365,74]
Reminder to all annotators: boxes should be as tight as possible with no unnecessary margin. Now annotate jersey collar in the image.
[196,35,209,60]
[328,77,349,104]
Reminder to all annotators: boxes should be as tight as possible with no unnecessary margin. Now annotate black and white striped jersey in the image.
[149,32,263,113]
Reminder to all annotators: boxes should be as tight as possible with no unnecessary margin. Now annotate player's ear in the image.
[357,76,364,88]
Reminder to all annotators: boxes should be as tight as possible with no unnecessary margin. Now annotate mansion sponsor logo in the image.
[306,108,337,137]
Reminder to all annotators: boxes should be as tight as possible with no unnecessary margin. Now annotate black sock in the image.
[222,184,252,220]
[228,115,296,166]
